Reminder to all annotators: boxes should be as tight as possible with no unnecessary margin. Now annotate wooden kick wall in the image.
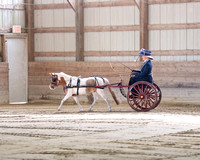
[0,63,9,104]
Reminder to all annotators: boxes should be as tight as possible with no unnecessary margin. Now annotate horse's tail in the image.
[108,87,120,105]
[104,78,119,105]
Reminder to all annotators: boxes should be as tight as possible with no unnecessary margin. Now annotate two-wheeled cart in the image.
[97,80,162,112]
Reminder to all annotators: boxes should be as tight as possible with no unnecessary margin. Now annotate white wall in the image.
[84,5,139,62]
[34,33,75,52]
[33,1,200,62]
[149,2,200,51]
[0,0,25,28]
[84,5,139,51]
[34,1,140,62]
[34,0,76,62]
[148,2,200,61]
[34,0,65,4]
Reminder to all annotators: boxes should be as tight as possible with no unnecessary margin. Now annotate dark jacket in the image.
[129,60,153,85]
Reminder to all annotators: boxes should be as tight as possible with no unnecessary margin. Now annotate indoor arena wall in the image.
[148,2,200,62]
[28,61,200,102]
[1,0,200,104]
[33,0,200,62]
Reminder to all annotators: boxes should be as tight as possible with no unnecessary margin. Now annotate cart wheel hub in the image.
[140,95,145,99]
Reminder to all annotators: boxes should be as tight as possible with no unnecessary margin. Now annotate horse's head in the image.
[49,73,59,90]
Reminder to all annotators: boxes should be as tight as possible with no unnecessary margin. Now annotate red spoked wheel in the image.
[127,81,158,112]
[152,83,162,109]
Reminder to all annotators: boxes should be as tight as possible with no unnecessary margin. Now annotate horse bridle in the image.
[50,74,59,86]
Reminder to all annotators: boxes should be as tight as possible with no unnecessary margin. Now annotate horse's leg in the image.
[58,92,71,111]
[97,89,111,111]
[73,96,83,111]
[88,92,98,111]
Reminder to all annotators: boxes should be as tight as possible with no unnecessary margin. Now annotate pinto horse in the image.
[49,72,119,111]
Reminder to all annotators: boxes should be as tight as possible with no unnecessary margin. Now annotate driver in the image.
[129,48,153,86]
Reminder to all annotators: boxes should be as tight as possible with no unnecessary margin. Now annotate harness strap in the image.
[68,77,72,87]
[94,77,98,86]
[76,78,80,95]
[93,76,105,86]
[63,86,68,91]
[63,77,72,92]
[63,77,81,95]
[99,76,105,83]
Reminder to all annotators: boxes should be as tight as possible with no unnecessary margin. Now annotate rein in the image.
[63,82,120,90]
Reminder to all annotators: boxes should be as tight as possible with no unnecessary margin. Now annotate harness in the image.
[76,78,80,95]
[63,76,105,95]
[68,77,72,87]
[93,76,105,86]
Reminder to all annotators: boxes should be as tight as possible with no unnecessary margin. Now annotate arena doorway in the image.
[6,34,28,104]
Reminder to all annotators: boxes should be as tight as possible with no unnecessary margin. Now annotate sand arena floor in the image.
[0,101,200,160]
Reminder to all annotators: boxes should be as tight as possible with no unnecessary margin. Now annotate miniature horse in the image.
[49,72,119,111]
